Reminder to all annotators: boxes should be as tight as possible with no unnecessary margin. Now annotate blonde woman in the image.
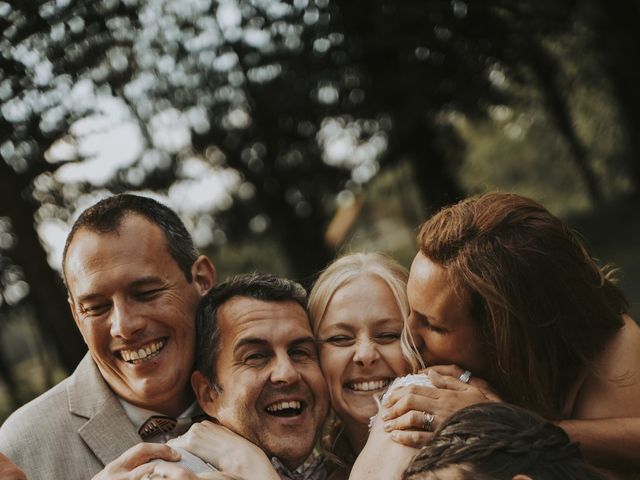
[308,253,422,479]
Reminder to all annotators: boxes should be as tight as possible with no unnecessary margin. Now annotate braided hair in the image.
[403,403,605,480]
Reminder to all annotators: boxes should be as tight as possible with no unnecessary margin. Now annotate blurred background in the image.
[1,0,639,421]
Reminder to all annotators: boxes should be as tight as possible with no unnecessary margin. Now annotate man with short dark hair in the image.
[164,273,330,480]
[0,194,216,479]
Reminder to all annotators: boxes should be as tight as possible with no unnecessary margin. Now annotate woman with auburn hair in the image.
[380,192,640,478]
[308,252,423,479]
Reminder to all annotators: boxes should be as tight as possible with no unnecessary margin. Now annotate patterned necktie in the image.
[138,413,209,440]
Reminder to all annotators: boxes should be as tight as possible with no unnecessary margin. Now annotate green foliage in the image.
[1,0,639,416]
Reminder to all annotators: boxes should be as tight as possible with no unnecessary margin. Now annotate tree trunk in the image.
[395,122,465,212]
[0,162,86,374]
[0,347,21,409]
[591,0,640,196]
[527,40,604,204]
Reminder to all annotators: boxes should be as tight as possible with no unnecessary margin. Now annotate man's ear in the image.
[191,255,216,295]
[192,370,219,417]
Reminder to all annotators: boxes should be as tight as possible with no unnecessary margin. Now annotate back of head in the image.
[195,272,308,386]
[417,192,628,416]
[308,252,421,371]
[403,403,606,480]
[63,194,198,282]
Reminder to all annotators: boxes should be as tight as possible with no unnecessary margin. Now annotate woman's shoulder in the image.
[570,314,640,418]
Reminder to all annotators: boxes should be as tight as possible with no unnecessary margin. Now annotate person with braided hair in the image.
[378,192,640,478]
[403,402,606,480]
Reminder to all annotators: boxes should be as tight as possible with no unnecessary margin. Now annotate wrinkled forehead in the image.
[67,213,166,256]
[64,217,174,294]
[218,296,313,344]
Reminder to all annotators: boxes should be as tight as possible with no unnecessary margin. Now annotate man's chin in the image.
[263,439,315,466]
[270,451,311,470]
[118,378,190,412]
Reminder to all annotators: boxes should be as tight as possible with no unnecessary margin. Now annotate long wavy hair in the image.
[416,192,628,417]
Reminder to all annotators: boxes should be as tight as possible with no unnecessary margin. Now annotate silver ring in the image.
[421,411,435,431]
[458,370,472,384]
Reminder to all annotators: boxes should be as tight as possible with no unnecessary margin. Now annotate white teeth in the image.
[120,340,165,364]
[266,400,302,412]
[349,379,390,392]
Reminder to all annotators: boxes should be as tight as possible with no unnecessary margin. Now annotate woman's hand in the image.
[168,421,279,480]
[92,443,181,480]
[348,412,418,479]
[380,365,502,448]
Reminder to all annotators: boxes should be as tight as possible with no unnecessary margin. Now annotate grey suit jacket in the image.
[0,353,141,480]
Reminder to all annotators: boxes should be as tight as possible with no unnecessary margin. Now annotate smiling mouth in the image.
[265,400,305,417]
[119,339,166,364]
[345,378,392,392]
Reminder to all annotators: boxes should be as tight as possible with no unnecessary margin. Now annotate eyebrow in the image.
[233,335,316,353]
[129,276,165,289]
[413,310,440,325]
[324,318,403,331]
[289,336,316,347]
[75,276,164,304]
[75,292,105,305]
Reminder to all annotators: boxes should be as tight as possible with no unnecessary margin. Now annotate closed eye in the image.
[412,312,448,335]
[244,351,270,366]
[80,303,110,317]
[324,336,355,347]
[289,347,314,360]
[375,332,401,344]
[135,288,164,300]
[424,320,447,334]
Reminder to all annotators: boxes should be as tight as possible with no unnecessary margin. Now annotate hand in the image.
[148,461,243,479]
[0,453,26,480]
[424,365,501,402]
[380,366,502,448]
[168,421,279,480]
[348,414,418,480]
[91,443,181,480]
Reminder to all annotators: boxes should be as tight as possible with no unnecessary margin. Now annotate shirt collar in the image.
[271,450,326,480]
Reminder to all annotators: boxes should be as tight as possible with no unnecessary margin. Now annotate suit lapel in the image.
[68,354,141,465]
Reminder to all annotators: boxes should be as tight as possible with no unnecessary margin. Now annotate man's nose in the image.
[353,338,381,367]
[270,354,301,385]
[110,300,145,338]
